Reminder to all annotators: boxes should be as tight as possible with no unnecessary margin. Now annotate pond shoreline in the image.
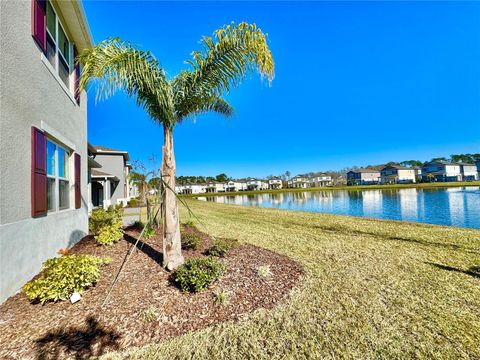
[180,181,480,198]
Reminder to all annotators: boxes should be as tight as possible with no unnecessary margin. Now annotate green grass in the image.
[105,200,480,359]
[179,181,480,197]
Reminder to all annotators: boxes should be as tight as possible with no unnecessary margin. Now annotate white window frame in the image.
[45,1,73,93]
[46,138,72,213]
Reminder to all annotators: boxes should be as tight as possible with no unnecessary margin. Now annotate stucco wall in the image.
[93,154,127,204]
[0,1,89,302]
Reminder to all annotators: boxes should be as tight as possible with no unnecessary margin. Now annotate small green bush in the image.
[213,288,231,305]
[89,207,123,235]
[257,265,273,279]
[172,257,225,293]
[206,238,239,257]
[23,255,109,304]
[181,232,202,250]
[143,223,156,240]
[95,223,124,245]
[127,198,139,207]
[182,219,195,227]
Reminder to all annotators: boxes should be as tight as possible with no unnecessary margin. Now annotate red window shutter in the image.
[31,0,46,53]
[74,47,81,105]
[74,153,81,209]
[31,127,47,217]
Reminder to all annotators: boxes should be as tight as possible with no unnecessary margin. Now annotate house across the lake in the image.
[311,174,332,187]
[268,177,283,189]
[246,178,268,191]
[380,165,416,184]
[421,161,462,182]
[346,169,380,185]
[0,0,92,303]
[288,176,311,188]
[88,145,134,209]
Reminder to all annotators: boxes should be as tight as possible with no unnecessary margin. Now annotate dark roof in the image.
[348,168,381,173]
[381,165,412,170]
[423,160,475,166]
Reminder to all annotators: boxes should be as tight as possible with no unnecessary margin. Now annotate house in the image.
[311,174,332,187]
[268,177,283,190]
[413,166,422,182]
[246,178,268,191]
[0,0,93,303]
[457,162,478,181]
[380,165,416,184]
[476,160,480,180]
[205,182,224,193]
[346,169,380,185]
[224,180,247,192]
[288,176,311,188]
[181,184,205,194]
[88,145,133,208]
[421,161,462,182]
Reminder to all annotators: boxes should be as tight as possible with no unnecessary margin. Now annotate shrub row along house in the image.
[175,175,333,194]
[0,0,137,303]
[347,161,479,186]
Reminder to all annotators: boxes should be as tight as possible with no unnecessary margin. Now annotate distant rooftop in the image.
[93,145,130,161]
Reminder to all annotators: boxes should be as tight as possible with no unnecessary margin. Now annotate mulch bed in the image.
[0,224,303,359]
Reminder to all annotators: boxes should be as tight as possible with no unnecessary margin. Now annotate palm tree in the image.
[79,23,274,270]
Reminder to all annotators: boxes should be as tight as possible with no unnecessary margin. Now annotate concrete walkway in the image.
[122,207,141,227]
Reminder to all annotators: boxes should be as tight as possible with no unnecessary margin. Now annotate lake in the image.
[197,187,480,229]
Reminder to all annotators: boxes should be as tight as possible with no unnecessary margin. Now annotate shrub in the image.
[172,257,225,293]
[257,265,273,279]
[181,232,202,250]
[206,238,239,257]
[143,223,156,240]
[182,219,195,227]
[23,255,109,304]
[89,207,122,235]
[127,198,139,207]
[141,306,158,323]
[213,288,231,305]
[95,223,124,245]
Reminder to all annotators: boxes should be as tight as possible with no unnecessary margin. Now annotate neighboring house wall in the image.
[93,154,128,205]
[459,164,478,181]
[347,171,380,185]
[0,0,91,303]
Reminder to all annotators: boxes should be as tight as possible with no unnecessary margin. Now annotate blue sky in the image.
[84,1,480,178]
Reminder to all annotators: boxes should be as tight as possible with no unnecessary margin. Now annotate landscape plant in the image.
[89,207,124,245]
[23,255,110,304]
[206,238,239,257]
[180,232,202,250]
[171,257,226,293]
[79,22,275,270]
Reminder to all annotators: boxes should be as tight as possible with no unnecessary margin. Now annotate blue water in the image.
[198,187,480,229]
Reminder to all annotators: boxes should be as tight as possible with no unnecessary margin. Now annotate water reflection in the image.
[197,187,480,229]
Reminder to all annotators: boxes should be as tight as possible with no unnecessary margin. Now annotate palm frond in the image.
[180,22,275,100]
[77,38,175,126]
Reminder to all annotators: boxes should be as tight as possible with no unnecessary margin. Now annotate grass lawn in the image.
[179,181,480,197]
[108,199,480,359]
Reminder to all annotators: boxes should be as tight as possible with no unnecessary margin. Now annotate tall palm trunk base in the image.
[161,127,184,270]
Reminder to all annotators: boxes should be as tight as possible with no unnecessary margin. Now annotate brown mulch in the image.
[0,225,303,359]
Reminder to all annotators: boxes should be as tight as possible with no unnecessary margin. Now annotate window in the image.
[45,1,72,89]
[46,139,71,211]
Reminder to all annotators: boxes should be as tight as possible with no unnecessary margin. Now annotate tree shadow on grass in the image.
[35,316,120,359]
[308,223,480,255]
[124,233,163,265]
[426,262,480,279]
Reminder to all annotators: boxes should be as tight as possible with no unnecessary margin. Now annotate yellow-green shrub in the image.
[95,222,124,245]
[23,255,110,304]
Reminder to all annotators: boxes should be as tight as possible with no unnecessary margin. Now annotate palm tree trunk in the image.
[161,125,184,270]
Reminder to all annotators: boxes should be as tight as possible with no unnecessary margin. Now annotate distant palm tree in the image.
[79,23,274,270]
[128,171,148,204]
